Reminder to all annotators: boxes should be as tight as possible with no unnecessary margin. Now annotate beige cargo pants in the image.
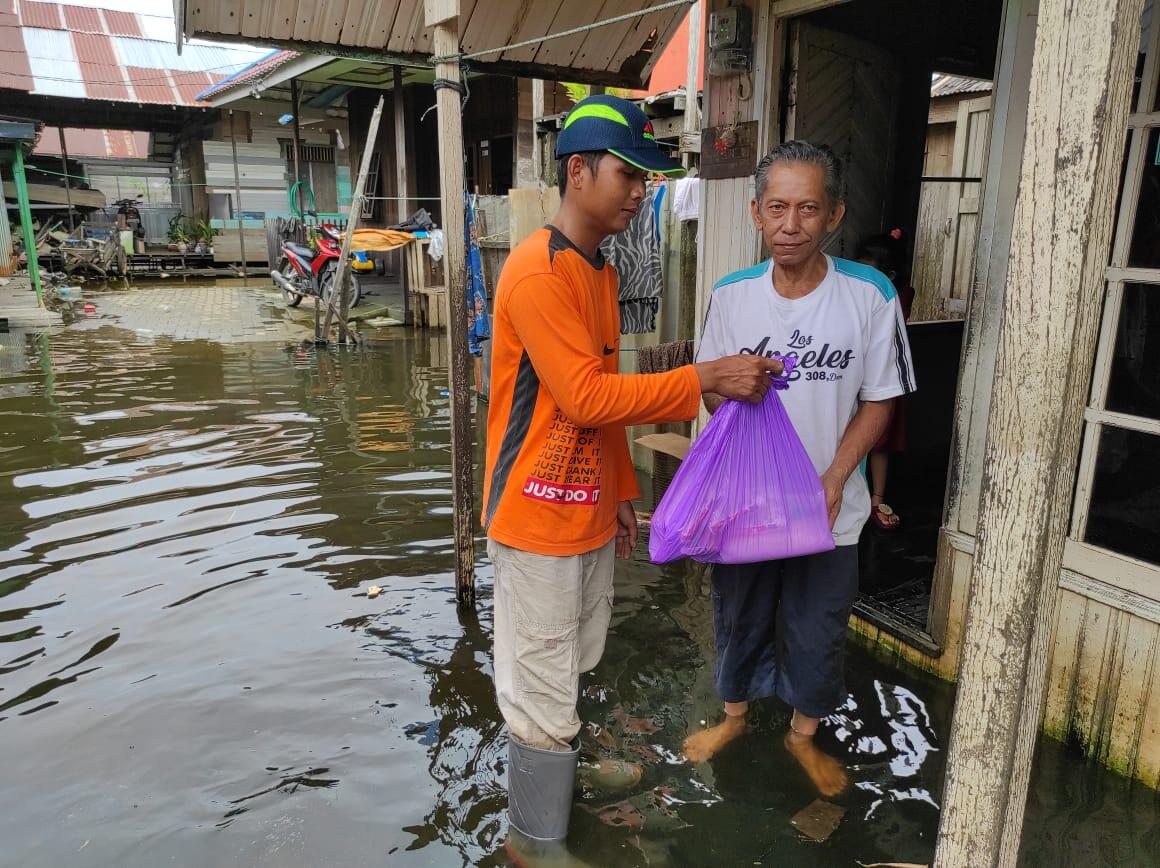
[488,538,616,751]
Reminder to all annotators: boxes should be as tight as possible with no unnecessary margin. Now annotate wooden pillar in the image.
[681,0,702,170]
[933,0,1144,864]
[58,127,74,233]
[393,66,410,223]
[677,0,703,341]
[228,110,247,274]
[0,161,14,277]
[12,145,42,304]
[290,78,305,217]
[515,77,537,188]
[427,0,476,605]
[531,79,546,184]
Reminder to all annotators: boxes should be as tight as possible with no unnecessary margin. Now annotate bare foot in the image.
[682,713,747,762]
[784,731,849,796]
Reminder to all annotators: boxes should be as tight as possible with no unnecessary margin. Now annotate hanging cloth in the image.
[600,186,664,334]
[672,177,700,222]
[465,193,491,356]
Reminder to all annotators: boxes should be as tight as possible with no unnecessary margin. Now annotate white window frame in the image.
[1066,14,1160,603]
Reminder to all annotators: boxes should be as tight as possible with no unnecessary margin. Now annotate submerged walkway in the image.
[81,282,311,343]
[0,275,61,328]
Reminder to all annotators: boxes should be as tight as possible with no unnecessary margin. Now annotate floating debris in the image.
[629,743,664,765]
[613,705,660,734]
[586,722,617,750]
[580,758,642,791]
[591,800,644,831]
[790,799,845,843]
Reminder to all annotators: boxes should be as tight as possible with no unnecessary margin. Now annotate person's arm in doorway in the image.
[820,399,895,529]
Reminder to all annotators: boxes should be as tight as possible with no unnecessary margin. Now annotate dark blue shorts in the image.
[710,545,859,718]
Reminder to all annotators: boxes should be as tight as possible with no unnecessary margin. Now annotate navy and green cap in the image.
[556,94,686,177]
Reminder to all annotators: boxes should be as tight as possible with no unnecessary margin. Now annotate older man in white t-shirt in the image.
[683,141,916,796]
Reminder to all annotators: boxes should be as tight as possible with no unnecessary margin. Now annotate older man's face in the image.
[751,162,845,268]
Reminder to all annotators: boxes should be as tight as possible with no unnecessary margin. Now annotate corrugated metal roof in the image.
[34,125,149,159]
[21,1,58,29]
[2,0,264,106]
[930,74,993,99]
[103,9,141,38]
[61,3,100,33]
[199,49,301,100]
[183,0,691,88]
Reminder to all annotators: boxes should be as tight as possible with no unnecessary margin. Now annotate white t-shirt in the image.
[696,256,917,546]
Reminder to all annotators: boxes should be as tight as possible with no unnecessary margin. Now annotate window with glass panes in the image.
[1066,2,1160,599]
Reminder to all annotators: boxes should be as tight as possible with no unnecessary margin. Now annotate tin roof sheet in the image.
[4,0,265,106]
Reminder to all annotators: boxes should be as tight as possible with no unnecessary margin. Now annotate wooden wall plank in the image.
[1106,614,1159,776]
[1044,589,1086,741]
[1072,601,1115,755]
[508,187,560,249]
[1135,637,1160,787]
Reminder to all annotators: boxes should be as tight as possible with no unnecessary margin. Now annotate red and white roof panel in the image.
[0,0,265,106]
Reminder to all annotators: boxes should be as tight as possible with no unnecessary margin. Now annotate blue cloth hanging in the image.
[465,193,491,356]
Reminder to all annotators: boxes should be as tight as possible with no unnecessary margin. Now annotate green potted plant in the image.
[167,214,191,253]
[193,219,215,255]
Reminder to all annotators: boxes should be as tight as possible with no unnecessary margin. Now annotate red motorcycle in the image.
[270,223,361,309]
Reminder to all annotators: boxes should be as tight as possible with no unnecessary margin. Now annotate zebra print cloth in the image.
[600,186,664,334]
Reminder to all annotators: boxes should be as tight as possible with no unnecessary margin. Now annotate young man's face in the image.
[751,162,845,268]
[568,153,648,234]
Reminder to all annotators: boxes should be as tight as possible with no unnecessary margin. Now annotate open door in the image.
[785,20,902,259]
[912,91,992,321]
[941,96,992,311]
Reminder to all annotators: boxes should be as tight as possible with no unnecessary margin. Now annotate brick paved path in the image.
[77,282,313,344]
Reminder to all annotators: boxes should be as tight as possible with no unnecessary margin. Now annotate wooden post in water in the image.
[290,77,305,217]
[427,0,476,605]
[678,0,702,340]
[934,0,1144,864]
[228,110,247,276]
[58,127,75,233]
[320,95,384,345]
[393,65,410,224]
[0,162,14,278]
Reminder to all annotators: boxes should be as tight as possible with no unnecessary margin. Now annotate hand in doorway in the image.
[616,500,638,560]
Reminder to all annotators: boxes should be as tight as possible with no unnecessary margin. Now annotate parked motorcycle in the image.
[270,223,361,310]
[112,196,144,241]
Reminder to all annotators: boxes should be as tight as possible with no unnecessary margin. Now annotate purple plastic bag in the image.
[649,357,835,564]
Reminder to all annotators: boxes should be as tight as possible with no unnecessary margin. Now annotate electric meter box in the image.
[708,5,752,52]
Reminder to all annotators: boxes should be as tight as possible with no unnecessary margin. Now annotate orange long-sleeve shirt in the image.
[482,226,702,556]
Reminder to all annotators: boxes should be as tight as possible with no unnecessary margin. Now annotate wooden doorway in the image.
[911,89,993,322]
[785,20,902,259]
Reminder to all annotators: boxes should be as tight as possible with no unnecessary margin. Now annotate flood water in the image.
[1,289,1157,866]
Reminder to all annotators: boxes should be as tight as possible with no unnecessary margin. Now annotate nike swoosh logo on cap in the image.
[603,345,615,355]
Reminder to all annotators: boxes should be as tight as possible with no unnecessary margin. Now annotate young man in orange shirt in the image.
[483,94,785,842]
